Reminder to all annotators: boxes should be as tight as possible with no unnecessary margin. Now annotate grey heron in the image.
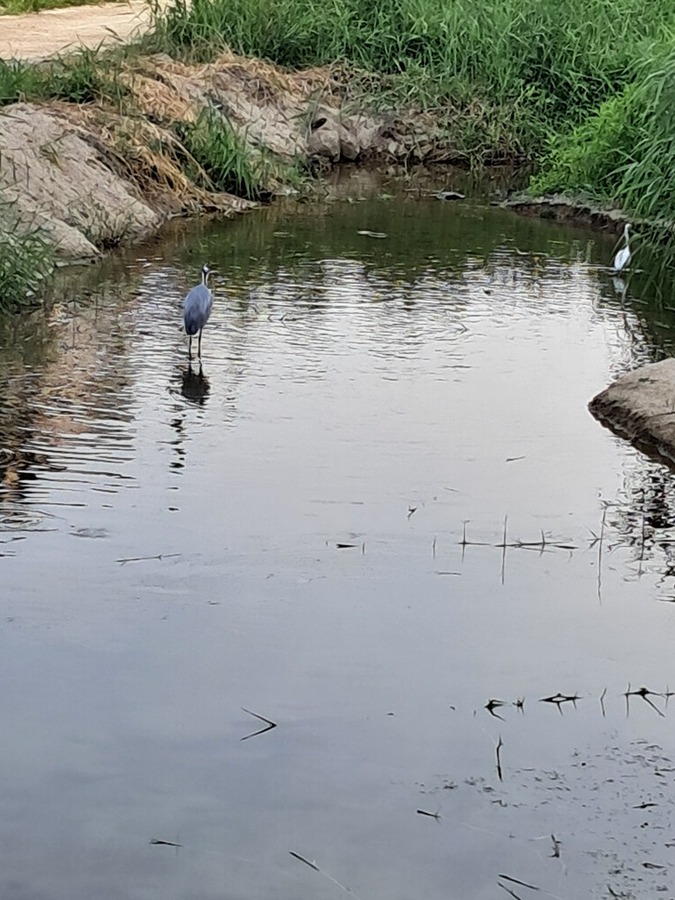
[612,223,631,274]
[183,264,213,359]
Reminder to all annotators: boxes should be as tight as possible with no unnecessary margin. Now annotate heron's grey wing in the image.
[183,285,212,334]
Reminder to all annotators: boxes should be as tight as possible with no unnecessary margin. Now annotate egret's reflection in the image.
[612,275,627,300]
[181,363,210,406]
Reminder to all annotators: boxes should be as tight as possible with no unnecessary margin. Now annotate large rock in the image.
[0,103,160,258]
[589,359,675,462]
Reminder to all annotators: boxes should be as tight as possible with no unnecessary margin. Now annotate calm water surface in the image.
[2,171,675,899]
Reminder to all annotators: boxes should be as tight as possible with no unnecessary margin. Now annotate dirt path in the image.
[0,1,154,61]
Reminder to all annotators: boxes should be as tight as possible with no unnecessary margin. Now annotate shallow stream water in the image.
[2,170,675,899]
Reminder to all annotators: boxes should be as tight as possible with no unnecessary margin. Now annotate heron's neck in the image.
[202,271,210,285]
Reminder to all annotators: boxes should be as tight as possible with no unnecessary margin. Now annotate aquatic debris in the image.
[71,527,108,539]
[540,692,580,713]
[498,873,540,892]
[289,851,361,899]
[241,707,277,741]
[335,542,358,549]
[149,838,182,847]
[416,809,441,821]
[600,687,607,717]
[116,552,181,565]
[356,230,387,238]
[485,699,506,720]
[624,685,666,718]
[496,736,504,782]
[550,835,561,858]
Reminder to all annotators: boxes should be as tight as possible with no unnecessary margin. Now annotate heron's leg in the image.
[188,335,192,359]
[198,329,203,358]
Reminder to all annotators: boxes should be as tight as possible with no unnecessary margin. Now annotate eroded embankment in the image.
[0,53,454,262]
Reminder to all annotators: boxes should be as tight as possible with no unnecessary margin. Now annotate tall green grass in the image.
[177,110,268,199]
[0,200,54,312]
[147,0,675,145]
[0,47,127,108]
[532,40,675,236]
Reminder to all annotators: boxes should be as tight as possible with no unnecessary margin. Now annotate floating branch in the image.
[550,835,561,859]
[498,883,524,900]
[241,707,278,741]
[150,838,182,847]
[513,697,525,712]
[599,688,607,717]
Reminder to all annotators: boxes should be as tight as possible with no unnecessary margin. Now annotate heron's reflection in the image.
[181,363,210,405]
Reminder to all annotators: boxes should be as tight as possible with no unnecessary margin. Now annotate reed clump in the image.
[0,200,54,312]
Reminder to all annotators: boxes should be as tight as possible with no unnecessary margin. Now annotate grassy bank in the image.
[146,0,675,156]
[145,0,675,265]
[3,0,675,305]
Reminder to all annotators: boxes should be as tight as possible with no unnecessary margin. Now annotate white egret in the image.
[612,223,631,273]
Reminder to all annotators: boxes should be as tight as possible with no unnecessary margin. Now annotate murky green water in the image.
[2,170,675,899]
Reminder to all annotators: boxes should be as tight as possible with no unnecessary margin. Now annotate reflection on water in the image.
[2,170,675,899]
[179,364,210,405]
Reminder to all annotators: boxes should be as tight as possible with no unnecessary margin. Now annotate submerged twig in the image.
[241,707,278,740]
[498,873,540,891]
[486,699,506,720]
[496,736,504,782]
[624,686,665,718]
[500,515,508,584]
[289,850,361,898]
[417,808,441,821]
[539,693,580,714]
[116,552,181,565]
[600,688,607,717]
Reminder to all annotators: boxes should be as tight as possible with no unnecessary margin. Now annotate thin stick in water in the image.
[289,851,362,899]
[498,873,540,891]
[496,736,504,782]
